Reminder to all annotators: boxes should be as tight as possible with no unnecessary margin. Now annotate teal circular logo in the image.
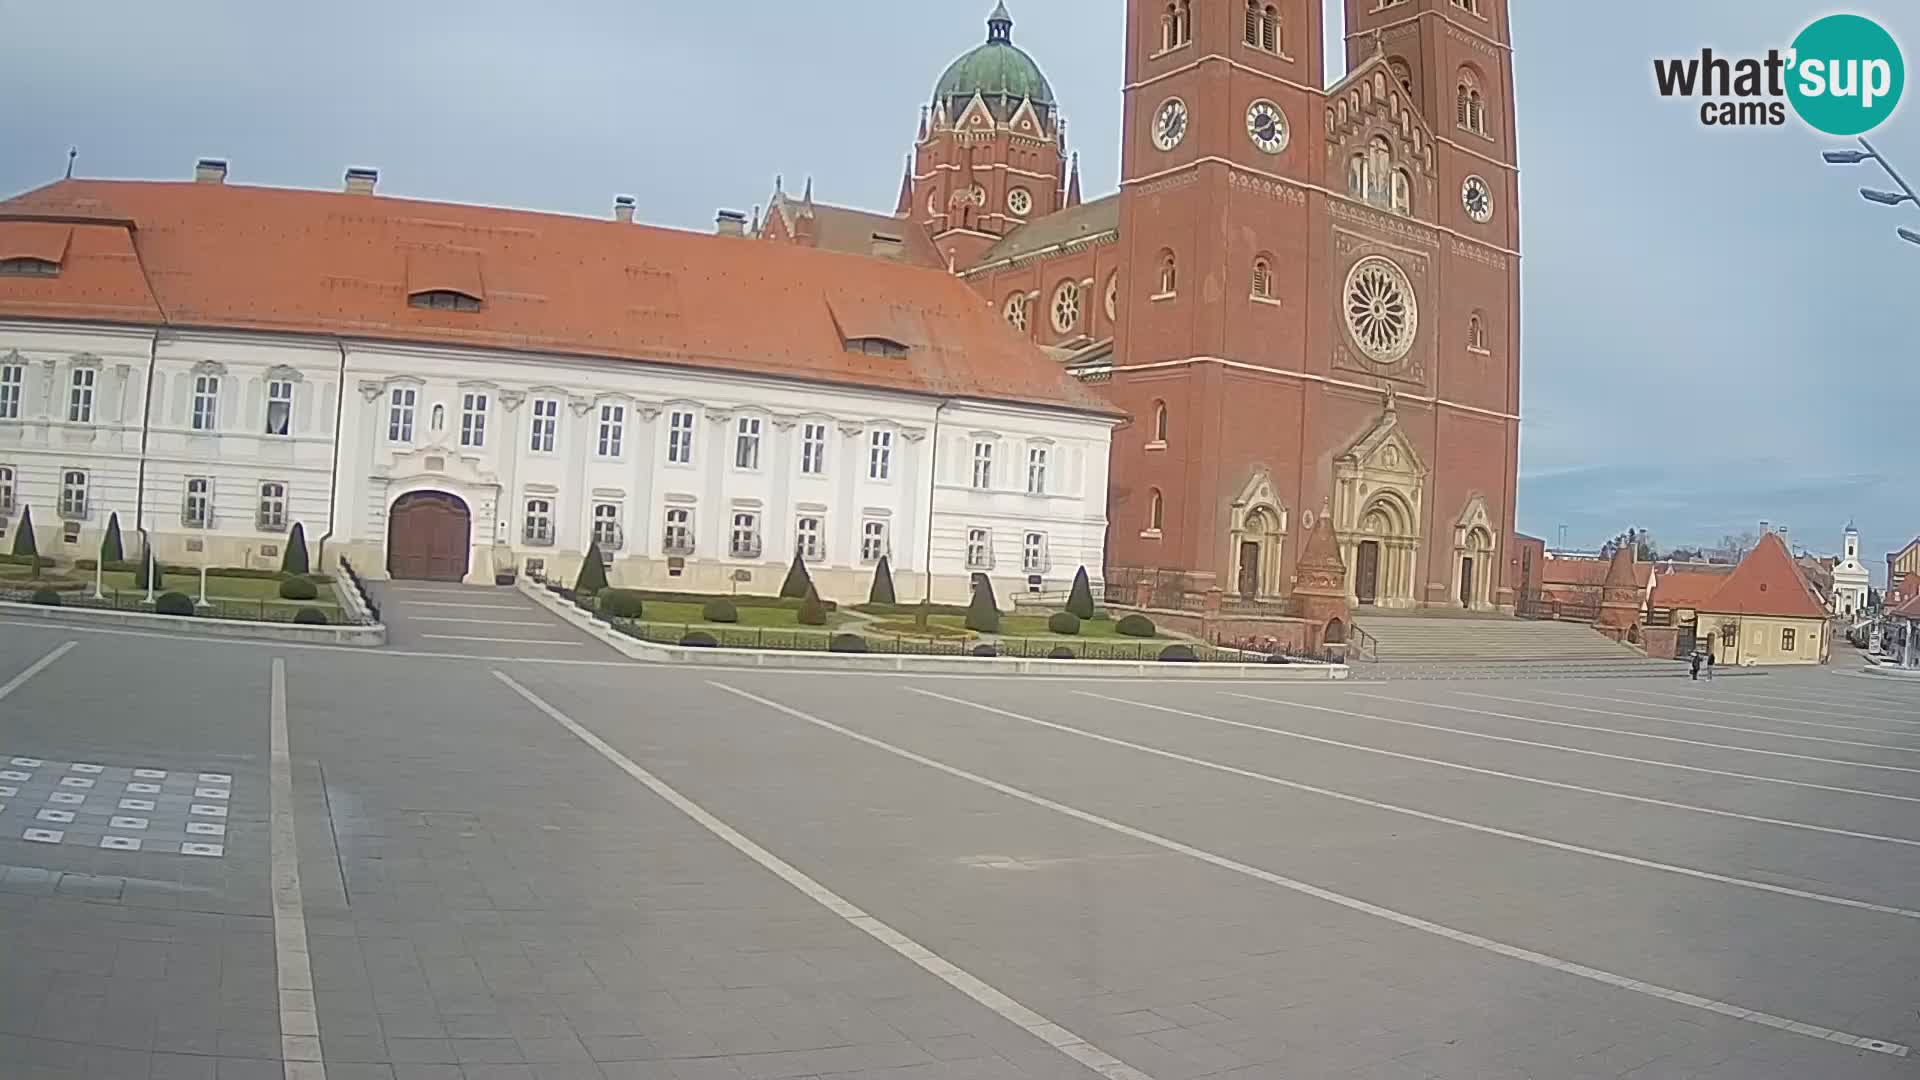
[1788,14,1905,135]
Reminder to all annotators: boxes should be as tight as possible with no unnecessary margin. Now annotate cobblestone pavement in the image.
[0,614,1916,1079]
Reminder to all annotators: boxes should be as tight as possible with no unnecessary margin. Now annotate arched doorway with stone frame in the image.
[1332,397,1427,609]
[1450,495,1498,611]
[1225,469,1289,602]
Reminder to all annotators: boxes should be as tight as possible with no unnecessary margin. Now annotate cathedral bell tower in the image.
[912,3,1069,270]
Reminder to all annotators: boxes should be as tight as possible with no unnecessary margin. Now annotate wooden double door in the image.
[387,492,471,582]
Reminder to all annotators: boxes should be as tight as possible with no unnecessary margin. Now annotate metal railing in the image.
[1,583,344,625]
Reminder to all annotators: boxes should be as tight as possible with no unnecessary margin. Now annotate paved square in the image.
[0,752,230,857]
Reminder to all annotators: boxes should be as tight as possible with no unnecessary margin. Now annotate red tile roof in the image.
[1652,570,1726,610]
[1699,532,1828,620]
[1540,558,1651,589]
[0,179,1115,417]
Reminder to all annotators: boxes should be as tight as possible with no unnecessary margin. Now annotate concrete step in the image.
[1356,614,1641,662]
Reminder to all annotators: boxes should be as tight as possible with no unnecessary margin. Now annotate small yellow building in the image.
[1694,532,1830,666]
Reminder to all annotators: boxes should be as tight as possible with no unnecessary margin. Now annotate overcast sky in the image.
[2,1,1914,576]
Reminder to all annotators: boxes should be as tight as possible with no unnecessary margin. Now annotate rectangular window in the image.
[68,368,95,423]
[1782,628,1797,652]
[861,520,888,564]
[801,422,827,475]
[0,465,13,514]
[523,498,554,546]
[530,398,558,452]
[868,430,892,480]
[258,482,287,531]
[1027,446,1048,495]
[184,477,212,528]
[796,516,824,562]
[460,392,488,448]
[265,379,293,436]
[592,503,623,551]
[668,410,695,464]
[597,403,625,457]
[730,512,761,559]
[1023,531,1047,573]
[0,363,22,420]
[966,528,992,570]
[972,441,994,489]
[735,416,762,470]
[663,507,694,554]
[388,387,416,443]
[191,374,220,432]
[59,469,88,519]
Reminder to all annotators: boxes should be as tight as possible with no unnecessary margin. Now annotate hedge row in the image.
[0,554,55,568]
[611,589,837,612]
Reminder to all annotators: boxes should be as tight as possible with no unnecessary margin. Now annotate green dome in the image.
[933,4,1055,116]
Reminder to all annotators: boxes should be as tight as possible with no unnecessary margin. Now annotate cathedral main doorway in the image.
[1355,541,1381,606]
[1237,541,1261,599]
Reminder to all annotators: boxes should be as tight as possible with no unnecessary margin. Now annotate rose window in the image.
[1051,281,1082,334]
[1344,256,1418,363]
[1005,295,1028,331]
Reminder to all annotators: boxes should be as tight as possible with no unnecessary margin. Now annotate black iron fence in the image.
[1,583,342,625]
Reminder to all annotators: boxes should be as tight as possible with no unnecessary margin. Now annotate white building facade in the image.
[1831,523,1872,620]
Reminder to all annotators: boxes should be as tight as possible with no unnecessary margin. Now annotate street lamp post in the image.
[1822,138,1920,247]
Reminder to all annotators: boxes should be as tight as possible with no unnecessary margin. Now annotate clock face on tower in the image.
[1152,98,1189,151]
[1245,100,1289,154]
[1462,176,1494,223]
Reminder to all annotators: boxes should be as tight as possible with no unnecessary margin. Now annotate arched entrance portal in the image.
[387,491,472,582]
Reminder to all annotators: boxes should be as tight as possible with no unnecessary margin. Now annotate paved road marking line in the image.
[0,640,77,702]
[397,601,531,610]
[716,682,1908,1060]
[1073,692,1920,850]
[1524,688,1920,746]
[1606,685,1920,731]
[420,634,581,646]
[1662,686,1920,728]
[409,617,556,627]
[1228,694,1920,805]
[492,672,1154,1080]
[270,659,325,1079]
[1445,691,1920,776]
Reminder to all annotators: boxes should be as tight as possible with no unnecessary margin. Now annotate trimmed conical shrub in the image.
[281,522,310,577]
[101,512,124,564]
[12,505,37,579]
[1067,566,1095,619]
[964,576,1000,634]
[868,555,896,605]
[574,544,608,594]
[780,552,813,599]
[797,584,828,626]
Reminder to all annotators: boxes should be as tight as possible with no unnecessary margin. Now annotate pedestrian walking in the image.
[1689,651,1702,681]
[1706,649,1715,681]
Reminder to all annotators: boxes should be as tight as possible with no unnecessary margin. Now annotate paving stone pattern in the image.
[0,755,229,857]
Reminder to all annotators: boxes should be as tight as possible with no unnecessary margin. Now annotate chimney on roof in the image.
[1760,520,1771,534]
[194,158,228,184]
[344,167,378,195]
[715,210,747,237]
[614,195,636,224]
[870,232,904,259]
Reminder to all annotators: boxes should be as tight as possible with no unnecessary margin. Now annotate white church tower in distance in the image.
[1832,522,1872,619]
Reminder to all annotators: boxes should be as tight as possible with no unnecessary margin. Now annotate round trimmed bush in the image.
[972,643,998,658]
[1047,611,1081,635]
[829,633,869,654]
[702,598,740,624]
[1048,646,1075,659]
[1265,652,1292,665]
[1158,644,1199,662]
[31,588,61,607]
[680,631,719,648]
[278,576,319,601]
[598,589,646,619]
[154,592,196,617]
[293,607,329,625]
[1116,613,1157,638]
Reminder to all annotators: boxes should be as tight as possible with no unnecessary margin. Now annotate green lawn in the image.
[89,570,340,610]
[626,600,852,629]
[873,613,1153,640]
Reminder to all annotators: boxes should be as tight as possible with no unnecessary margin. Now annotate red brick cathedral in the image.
[759,0,1521,613]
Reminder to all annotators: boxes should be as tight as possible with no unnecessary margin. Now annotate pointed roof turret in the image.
[895,157,914,215]
[1065,152,1082,208]
[987,1,1013,43]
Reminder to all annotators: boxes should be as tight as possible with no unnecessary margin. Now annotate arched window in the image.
[1157,250,1177,296]
[1457,70,1489,135]
[1348,153,1368,198]
[1251,257,1273,299]
[1175,0,1191,46]
[1152,400,1169,442]
[1453,0,1482,13]
[1244,1,1279,52]
[1148,488,1165,531]
[1005,293,1028,332]
[1468,312,1488,352]
[1051,280,1082,334]
[1391,169,1412,216]
[1162,9,1175,51]
[1389,58,1413,93]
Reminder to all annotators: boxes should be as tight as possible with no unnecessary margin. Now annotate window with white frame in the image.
[265,379,293,436]
[729,512,761,559]
[191,374,220,432]
[667,409,695,464]
[0,362,23,420]
[1023,531,1048,573]
[460,392,488,448]
[530,398,558,452]
[0,465,13,514]
[68,367,95,423]
[971,441,994,489]
[59,469,88,519]
[257,481,287,531]
[592,502,623,551]
[663,507,694,554]
[796,516,824,562]
[597,403,625,457]
[523,498,554,545]
[801,422,827,475]
[869,429,892,480]
[1027,446,1048,495]
[183,477,212,528]
[387,386,416,443]
[861,520,888,564]
[966,528,993,570]
[735,416,762,470]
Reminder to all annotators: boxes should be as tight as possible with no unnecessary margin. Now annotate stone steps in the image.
[1357,614,1642,663]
